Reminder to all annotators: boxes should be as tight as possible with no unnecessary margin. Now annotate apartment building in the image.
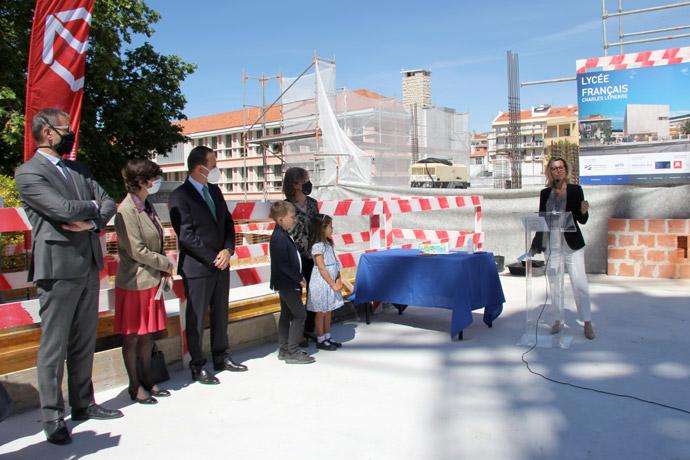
[155,106,284,201]
[490,105,578,175]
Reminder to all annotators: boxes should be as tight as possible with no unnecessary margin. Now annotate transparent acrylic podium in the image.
[518,212,577,349]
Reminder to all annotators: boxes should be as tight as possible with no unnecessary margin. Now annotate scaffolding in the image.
[242,55,469,192]
[248,57,412,187]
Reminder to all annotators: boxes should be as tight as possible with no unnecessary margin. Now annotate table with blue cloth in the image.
[349,249,505,339]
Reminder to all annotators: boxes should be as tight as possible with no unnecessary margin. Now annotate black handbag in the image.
[137,343,170,384]
[0,381,12,422]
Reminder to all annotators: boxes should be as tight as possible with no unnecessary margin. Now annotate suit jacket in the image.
[15,153,116,281]
[114,194,169,290]
[269,225,303,291]
[532,183,589,252]
[168,179,235,278]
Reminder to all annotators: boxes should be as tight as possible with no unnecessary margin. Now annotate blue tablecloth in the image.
[349,249,505,337]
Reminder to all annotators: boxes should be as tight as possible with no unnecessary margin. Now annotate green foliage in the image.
[0,0,195,199]
[0,87,24,147]
[0,174,20,208]
[0,174,23,253]
[681,120,690,136]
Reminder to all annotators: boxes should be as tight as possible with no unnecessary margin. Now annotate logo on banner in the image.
[673,160,683,169]
[42,8,92,92]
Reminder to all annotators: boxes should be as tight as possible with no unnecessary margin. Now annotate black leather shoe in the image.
[316,340,338,351]
[71,404,124,421]
[44,419,71,445]
[213,356,248,372]
[326,339,342,348]
[191,366,220,384]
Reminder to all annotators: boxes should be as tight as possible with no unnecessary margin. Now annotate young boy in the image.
[269,201,315,364]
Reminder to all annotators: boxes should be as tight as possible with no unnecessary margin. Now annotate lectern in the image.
[518,212,576,349]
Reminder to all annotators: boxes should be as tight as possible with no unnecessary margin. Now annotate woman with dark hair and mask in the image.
[282,167,319,343]
[531,157,595,340]
[114,159,174,404]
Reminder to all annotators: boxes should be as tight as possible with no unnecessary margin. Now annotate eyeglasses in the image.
[550,166,565,171]
[47,123,71,134]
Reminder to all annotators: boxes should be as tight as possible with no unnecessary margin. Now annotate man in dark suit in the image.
[15,108,122,445]
[169,146,248,385]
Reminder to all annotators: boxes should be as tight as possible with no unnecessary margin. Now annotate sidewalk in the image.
[1,274,689,460]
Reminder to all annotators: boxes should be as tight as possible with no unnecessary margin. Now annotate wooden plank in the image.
[0,293,284,375]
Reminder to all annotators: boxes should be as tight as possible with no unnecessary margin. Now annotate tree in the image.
[681,120,690,136]
[0,0,195,199]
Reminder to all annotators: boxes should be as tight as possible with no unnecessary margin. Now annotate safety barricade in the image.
[0,195,483,370]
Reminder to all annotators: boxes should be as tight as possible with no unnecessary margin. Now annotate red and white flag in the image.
[23,0,94,161]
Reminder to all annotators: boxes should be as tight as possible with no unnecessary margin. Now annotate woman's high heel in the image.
[128,388,158,405]
[143,384,171,397]
[148,387,171,398]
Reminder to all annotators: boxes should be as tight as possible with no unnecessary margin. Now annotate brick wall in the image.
[608,218,690,278]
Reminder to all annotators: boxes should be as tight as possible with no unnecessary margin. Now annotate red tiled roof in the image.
[582,115,608,121]
[176,88,389,135]
[177,106,283,135]
[352,89,387,100]
[493,106,578,124]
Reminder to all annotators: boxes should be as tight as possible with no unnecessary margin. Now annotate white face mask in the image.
[147,178,162,195]
[203,166,221,184]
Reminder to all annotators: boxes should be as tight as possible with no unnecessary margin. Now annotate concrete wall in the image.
[318,182,690,274]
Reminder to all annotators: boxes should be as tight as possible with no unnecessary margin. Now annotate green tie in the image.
[202,185,217,220]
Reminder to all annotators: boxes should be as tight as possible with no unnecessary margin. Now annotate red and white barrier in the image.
[1,194,484,353]
[235,222,274,233]
[576,46,690,74]
[0,208,31,233]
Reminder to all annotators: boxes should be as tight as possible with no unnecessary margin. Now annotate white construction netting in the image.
[279,58,470,188]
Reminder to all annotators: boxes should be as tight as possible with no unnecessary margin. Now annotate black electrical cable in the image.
[520,251,690,416]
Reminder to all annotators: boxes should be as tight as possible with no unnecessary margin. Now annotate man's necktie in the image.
[56,160,77,194]
[202,185,217,220]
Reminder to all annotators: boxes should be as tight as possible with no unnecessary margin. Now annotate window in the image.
[211,136,218,150]
[225,135,232,148]
[564,127,570,136]
[273,165,282,180]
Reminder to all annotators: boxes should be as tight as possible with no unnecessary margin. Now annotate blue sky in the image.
[138,0,690,131]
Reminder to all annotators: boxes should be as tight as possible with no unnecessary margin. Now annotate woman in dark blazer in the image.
[531,157,595,340]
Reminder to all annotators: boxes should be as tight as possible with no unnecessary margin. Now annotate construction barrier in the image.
[0,196,482,368]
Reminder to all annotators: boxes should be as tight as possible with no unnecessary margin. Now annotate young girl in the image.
[306,214,344,350]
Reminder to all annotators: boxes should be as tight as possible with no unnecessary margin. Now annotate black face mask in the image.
[301,180,313,195]
[53,131,75,156]
[39,118,75,156]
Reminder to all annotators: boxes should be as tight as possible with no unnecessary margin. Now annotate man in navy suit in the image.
[169,146,248,384]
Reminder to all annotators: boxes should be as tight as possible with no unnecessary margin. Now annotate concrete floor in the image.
[1,274,689,460]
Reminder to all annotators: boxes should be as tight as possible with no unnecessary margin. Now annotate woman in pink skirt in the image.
[114,159,173,404]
